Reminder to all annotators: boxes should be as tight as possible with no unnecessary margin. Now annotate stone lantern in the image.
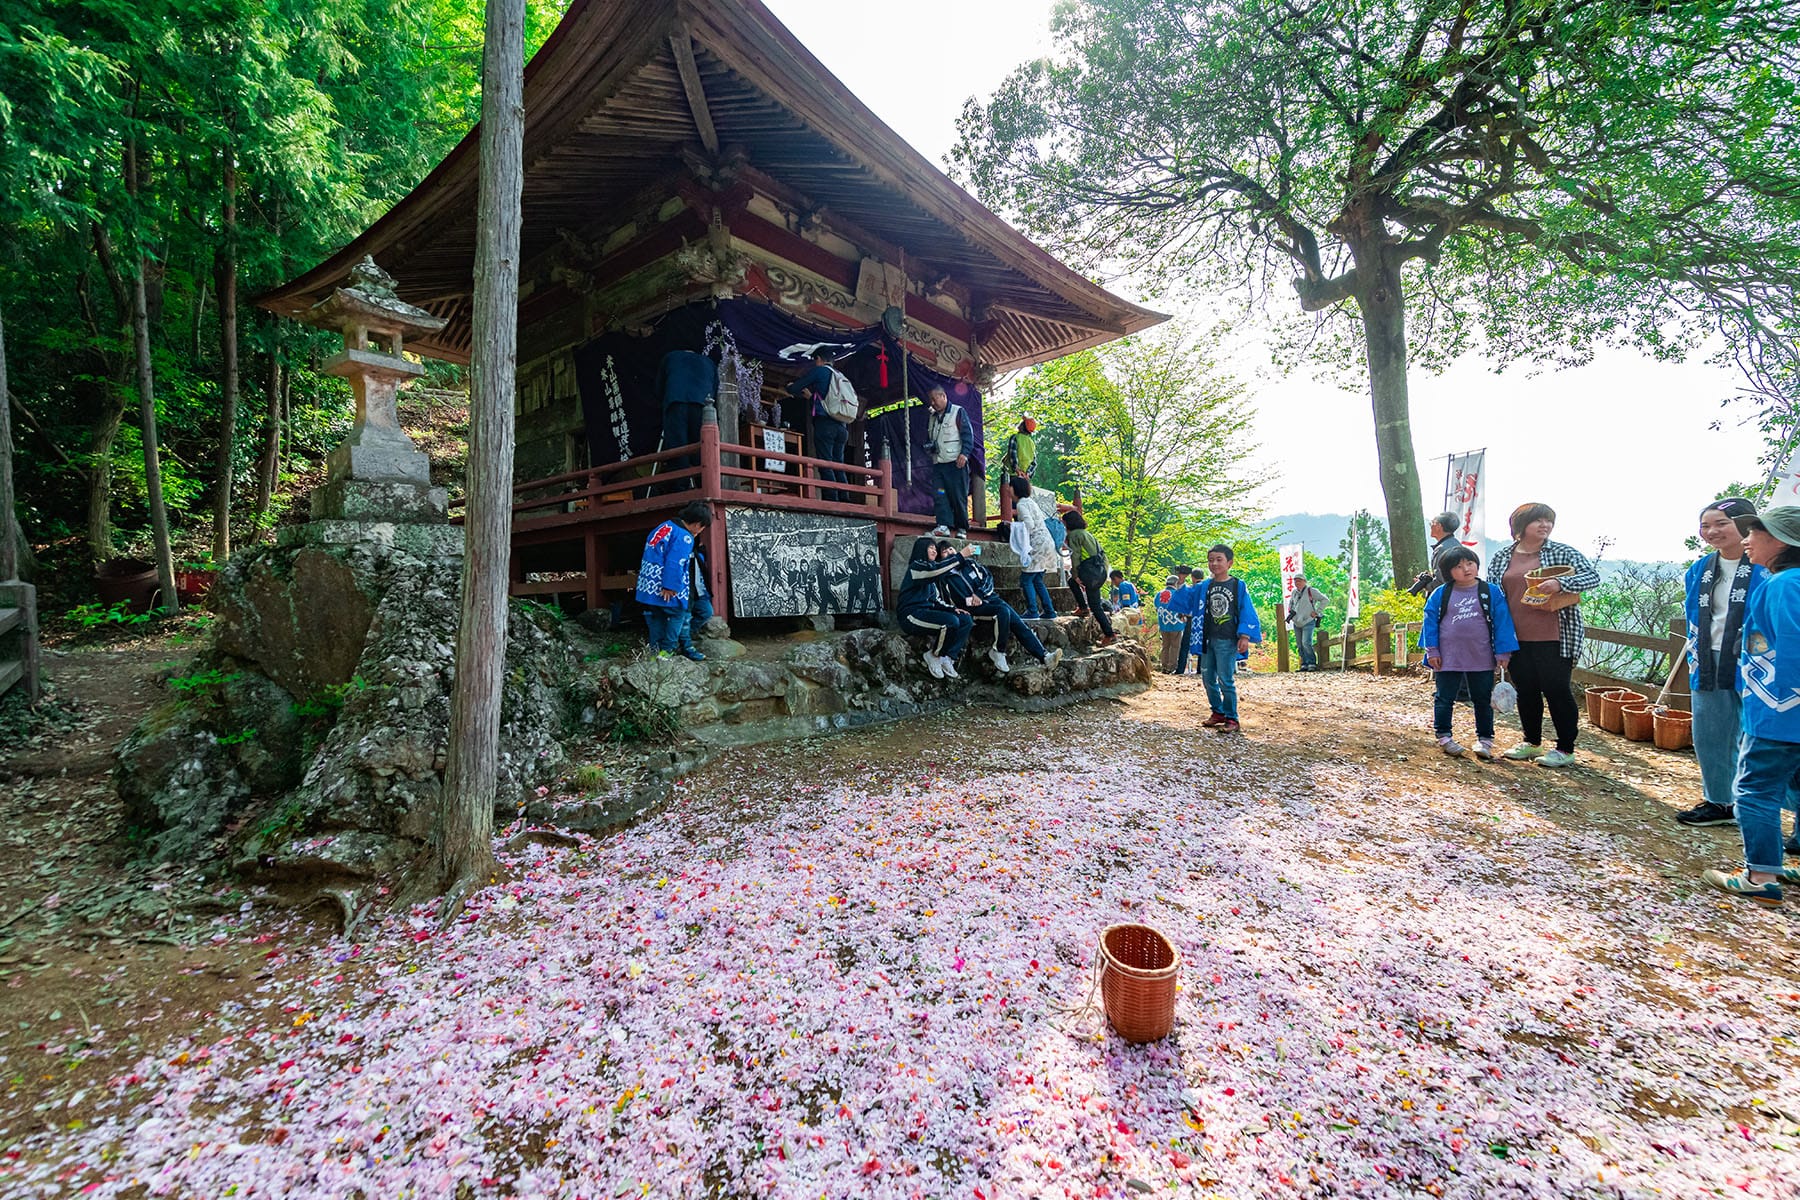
[301,257,450,523]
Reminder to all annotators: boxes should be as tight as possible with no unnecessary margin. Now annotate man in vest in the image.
[927,385,974,537]
[1285,574,1327,671]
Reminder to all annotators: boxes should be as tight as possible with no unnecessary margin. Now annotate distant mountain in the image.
[1254,513,1353,557]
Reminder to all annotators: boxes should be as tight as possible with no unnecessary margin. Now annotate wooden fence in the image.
[1271,608,1691,709]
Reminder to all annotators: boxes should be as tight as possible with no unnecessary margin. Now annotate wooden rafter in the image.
[669,31,719,155]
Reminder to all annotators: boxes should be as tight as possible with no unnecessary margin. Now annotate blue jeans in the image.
[1200,636,1240,719]
[932,461,969,532]
[974,600,1049,661]
[1433,669,1495,740]
[1292,619,1317,668]
[644,607,682,652]
[1020,572,1054,617]
[1731,734,1800,873]
[814,417,849,503]
[679,593,714,651]
[902,606,972,659]
[1692,687,1742,811]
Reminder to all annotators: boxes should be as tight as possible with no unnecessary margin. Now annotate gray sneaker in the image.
[1473,739,1495,761]
[1537,749,1576,768]
[1042,648,1063,671]
[1437,737,1466,758]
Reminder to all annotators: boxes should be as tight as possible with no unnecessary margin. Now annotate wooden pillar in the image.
[715,369,740,489]
[1339,623,1352,671]
[1316,626,1330,670]
[999,479,1015,522]
[584,530,602,612]
[1275,601,1290,673]
[1373,610,1392,676]
[971,470,987,528]
[706,508,728,623]
[699,404,722,498]
[879,443,897,516]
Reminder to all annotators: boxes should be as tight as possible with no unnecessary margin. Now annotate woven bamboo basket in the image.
[1523,564,1580,611]
[1600,689,1645,734]
[1621,703,1656,742]
[1585,686,1620,726]
[1653,708,1693,751]
[1099,923,1180,1044]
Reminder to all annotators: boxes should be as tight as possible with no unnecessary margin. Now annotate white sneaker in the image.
[1043,648,1063,671]
[941,656,962,679]
[988,647,1010,674]
[930,525,951,537]
[922,652,946,679]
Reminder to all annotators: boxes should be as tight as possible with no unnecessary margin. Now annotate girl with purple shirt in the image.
[1419,546,1520,760]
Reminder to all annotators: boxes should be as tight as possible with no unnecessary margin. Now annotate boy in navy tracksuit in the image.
[1177,545,1262,731]
[939,542,1062,675]
[898,539,972,679]
[635,502,712,657]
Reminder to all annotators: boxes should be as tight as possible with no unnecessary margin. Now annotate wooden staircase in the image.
[0,580,39,702]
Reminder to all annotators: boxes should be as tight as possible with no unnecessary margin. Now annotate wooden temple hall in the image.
[259,0,1161,623]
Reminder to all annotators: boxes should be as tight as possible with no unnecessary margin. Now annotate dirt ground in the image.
[1,635,1795,1197]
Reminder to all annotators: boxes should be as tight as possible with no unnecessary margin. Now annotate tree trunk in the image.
[86,390,126,563]
[255,336,282,535]
[212,155,239,564]
[0,307,17,583]
[437,0,525,899]
[1353,247,1428,585]
[131,262,179,612]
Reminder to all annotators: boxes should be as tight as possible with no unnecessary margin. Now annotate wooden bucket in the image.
[1099,923,1180,1044]
[1653,708,1693,751]
[1600,689,1644,734]
[1523,564,1579,611]
[1621,703,1656,742]
[1585,686,1619,726]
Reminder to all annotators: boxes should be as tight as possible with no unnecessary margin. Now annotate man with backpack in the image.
[926,385,975,537]
[1284,574,1328,671]
[786,348,858,503]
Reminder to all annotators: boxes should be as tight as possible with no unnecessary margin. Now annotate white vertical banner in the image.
[1446,449,1486,549]
[1279,543,1304,611]
[1769,445,1800,506]
[1347,536,1362,621]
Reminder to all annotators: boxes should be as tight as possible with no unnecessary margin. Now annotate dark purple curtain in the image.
[573,299,981,516]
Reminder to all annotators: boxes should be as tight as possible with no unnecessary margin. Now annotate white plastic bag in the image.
[1492,675,1518,715]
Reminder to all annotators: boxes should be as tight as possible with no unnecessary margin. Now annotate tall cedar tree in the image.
[438,0,526,903]
[956,0,1800,582]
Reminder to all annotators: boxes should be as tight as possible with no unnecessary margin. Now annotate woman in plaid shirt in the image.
[1488,502,1601,767]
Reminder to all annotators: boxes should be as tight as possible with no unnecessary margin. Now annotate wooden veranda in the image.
[485,404,963,620]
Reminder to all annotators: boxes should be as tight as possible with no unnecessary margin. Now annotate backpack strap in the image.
[1476,579,1495,648]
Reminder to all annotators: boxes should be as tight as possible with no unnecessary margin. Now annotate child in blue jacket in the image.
[1704,506,1800,905]
[635,502,712,657]
[1418,546,1519,760]
[1177,545,1262,732]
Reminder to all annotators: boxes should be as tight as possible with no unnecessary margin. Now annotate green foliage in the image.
[290,674,372,720]
[997,326,1265,579]
[1338,510,1394,592]
[955,0,1800,579]
[571,763,607,791]
[0,0,567,565]
[65,600,160,627]
[607,691,679,745]
[169,666,242,693]
[216,727,258,746]
[1579,564,1687,683]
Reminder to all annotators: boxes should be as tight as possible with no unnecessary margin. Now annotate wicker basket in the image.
[1600,689,1645,734]
[1653,708,1693,751]
[1099,923,1180,1044]
[1585,686,1620,726]
[1523,564,1580,611]
[1621,703,1656,742]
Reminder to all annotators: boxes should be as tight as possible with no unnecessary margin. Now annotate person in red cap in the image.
[999,417,1038,522]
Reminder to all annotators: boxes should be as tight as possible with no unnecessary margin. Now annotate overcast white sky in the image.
[765,0,1769,561]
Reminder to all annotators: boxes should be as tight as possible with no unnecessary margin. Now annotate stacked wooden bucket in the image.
[1586,686,1692,750]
